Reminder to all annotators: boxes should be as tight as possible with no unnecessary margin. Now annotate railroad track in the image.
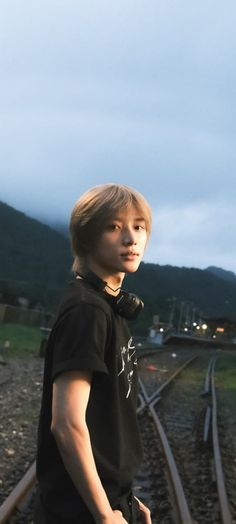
[0,463,36,524]
[0,351,234,523]
[134,355,197,523]
[134,354,234,523]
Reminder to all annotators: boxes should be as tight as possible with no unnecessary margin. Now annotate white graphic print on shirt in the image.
[118,337,137,398]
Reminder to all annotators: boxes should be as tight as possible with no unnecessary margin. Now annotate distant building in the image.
[148,315,174,345]
[17,296,30,308]
[202,316,236,342]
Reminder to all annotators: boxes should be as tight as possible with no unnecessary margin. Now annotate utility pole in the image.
[168,297,176,327]
[178,301,185,333]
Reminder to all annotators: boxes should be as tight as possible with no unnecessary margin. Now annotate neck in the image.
[84,262,125,296]
[104,282,122,296]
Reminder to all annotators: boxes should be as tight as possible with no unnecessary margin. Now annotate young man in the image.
[35,183,152,524]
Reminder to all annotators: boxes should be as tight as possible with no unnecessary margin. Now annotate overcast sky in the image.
[1,0,236,273]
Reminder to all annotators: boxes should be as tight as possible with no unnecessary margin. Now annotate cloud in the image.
[0,0,236,272]
[145,199,236,272]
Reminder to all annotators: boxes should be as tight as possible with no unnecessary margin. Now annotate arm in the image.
[51,370,127,524]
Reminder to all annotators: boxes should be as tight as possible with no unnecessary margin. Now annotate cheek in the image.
[140,234,148,250]
[96,238,116,257]
[101,235,118,250]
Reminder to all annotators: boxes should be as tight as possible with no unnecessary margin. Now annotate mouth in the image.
[120,252,139,258]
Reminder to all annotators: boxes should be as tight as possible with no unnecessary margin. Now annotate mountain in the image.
[205,266,236,283]
[1,201,236,332]
[125,263,236,332]
[0,201,72,308]
[48,221,69,239]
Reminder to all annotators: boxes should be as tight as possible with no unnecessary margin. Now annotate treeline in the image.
[125,263,236,333]
[0,202,72,308]
[1,201,236,335]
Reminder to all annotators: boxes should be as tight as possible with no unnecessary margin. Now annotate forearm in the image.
[53,422,113,523]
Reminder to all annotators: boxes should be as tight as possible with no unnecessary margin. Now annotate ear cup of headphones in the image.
[77,269,144,320]
[106,290,144,320]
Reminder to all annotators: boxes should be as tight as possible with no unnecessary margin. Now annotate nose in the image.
[122,228,137,246]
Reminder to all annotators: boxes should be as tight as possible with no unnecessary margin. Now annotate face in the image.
[86,205,148,283]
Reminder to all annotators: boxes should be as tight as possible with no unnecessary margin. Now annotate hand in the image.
[113,509,129,522]
[99,509,128,523]
[134,496,152,523]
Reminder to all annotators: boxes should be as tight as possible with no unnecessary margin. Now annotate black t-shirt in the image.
[36,279,142,519]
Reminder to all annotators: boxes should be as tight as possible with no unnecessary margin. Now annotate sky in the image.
[1,0,236,273]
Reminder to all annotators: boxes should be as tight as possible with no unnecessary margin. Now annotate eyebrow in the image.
[111,216,146,221]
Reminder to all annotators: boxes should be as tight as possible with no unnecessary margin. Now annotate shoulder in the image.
[56,279,112,322]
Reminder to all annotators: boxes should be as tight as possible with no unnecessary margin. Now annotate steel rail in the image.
[201,357,215,445]
[137,392,147,415]
[203,404,212,445]
[211,358,232,524]
[0,461,36,524]
[149,398,193,524]
[139,355,198,411]
[149,355,197,403]
[137,355,203,523]
[138,371,194,524]
[138,375,151,405]
[202,357,214,396]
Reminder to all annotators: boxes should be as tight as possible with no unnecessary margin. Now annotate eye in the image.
[106,223,120,231]
[135,223,146,231]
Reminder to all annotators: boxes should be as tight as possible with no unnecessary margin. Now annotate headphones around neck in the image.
[77,269,144,320]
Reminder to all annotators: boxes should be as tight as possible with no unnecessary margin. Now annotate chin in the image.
[123,262,141,273]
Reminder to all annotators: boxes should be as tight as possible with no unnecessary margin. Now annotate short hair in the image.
[69,183,152,273]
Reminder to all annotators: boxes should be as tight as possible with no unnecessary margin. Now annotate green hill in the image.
[126,263,236,333]
[1,201,236,333]
[0,201,72,309]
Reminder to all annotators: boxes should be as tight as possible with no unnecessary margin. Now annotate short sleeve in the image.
[51,302,109,382]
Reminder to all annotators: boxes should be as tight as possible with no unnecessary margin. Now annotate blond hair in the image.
[69,183,152,273]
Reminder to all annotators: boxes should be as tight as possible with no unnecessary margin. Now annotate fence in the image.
[0,304,52,327]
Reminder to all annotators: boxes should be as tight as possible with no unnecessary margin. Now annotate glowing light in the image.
[202,324,208,330]
[196,325,200,330]
[146,364,158,371]
[172,353,177,358]
[160,328,164,332]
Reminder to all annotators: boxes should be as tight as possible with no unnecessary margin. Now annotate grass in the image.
[215,352,236,408]
[0,323,42,357]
